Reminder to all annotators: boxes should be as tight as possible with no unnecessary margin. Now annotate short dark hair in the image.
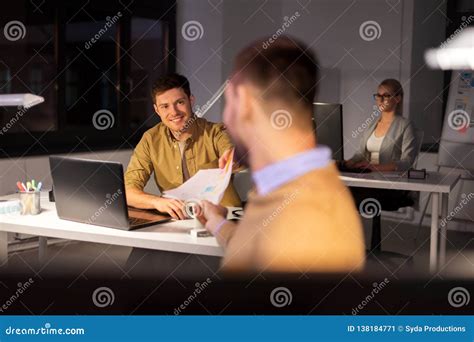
[151,73,191,102]
[232,35,318,109]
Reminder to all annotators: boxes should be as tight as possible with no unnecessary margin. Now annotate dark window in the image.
[0,0,176,157]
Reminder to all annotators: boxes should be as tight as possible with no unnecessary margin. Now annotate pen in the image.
[16,181,26,192]
[37,182,42,192]
[26,181,32,191]
[21,182,27,192]
[31,179,36,190]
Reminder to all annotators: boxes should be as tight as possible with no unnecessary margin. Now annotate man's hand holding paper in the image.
[163,149,235,205]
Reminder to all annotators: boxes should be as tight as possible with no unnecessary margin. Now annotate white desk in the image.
[340,171,461,273]
[0,172,461,273]
[0,193,225,266]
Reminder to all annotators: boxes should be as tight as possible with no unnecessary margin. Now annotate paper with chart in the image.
[163,150,234,204]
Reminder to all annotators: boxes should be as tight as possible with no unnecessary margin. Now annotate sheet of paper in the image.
[163,150,234,204]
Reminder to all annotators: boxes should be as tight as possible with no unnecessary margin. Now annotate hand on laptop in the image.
[194,200,228,233]
[342,160,362,169]
[352,161,370,169]
[153,197,186,220]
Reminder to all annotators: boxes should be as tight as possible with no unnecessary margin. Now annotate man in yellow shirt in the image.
[124,73,241,219]
[196,36,365,274]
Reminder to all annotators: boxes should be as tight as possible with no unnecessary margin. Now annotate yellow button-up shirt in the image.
[124,117,241,207]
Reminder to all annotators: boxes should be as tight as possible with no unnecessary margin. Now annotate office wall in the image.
[175,0,225,123]
[176,0,447,155]
[278,0,410,157]
[178,0,414,157]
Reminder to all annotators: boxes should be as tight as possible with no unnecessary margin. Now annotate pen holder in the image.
[19,191,41,215]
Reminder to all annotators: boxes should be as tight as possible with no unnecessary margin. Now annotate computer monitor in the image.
[312,103,343,162]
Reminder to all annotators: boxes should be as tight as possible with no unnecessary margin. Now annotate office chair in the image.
[368,129,424,265]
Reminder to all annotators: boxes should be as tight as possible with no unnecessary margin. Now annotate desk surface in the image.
[340,171,460,193]
[0,171,460,258]
[0,193,225,257]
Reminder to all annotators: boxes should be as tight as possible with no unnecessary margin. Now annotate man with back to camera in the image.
[196,36,366,274]
[124,73,241,220]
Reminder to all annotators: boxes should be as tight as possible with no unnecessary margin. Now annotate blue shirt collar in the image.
[252,146,332,196]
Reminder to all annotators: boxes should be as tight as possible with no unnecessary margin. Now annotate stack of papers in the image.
[163,150,234,204]
[0,199,21,215]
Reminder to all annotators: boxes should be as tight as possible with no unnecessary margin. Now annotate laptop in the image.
[49,156,171,230]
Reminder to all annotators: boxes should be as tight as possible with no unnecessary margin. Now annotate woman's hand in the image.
[352,161,370,169]
[367,163,397,172]
[343,160,355,168]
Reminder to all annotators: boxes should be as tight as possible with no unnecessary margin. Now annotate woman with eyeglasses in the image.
[344,78,417,172]
[344,79,420,254]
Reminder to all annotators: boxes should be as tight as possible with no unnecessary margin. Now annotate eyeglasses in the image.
[373,93,393,101]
